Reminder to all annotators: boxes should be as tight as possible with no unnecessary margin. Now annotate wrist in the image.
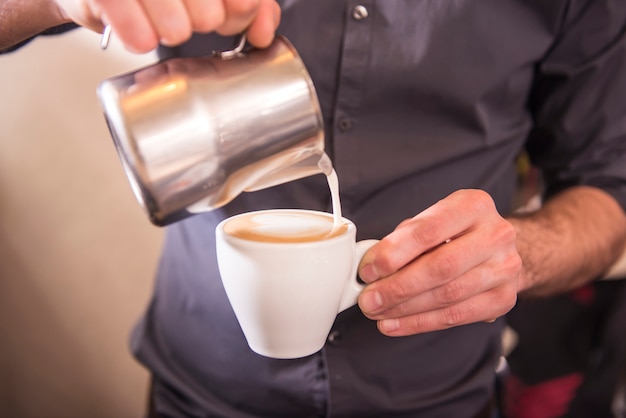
[508,186,626,298]
[506,214,544,295]
[0,0,73,51]
[42,0,72,28]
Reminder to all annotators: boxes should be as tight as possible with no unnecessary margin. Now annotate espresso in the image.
[223,210,349,243]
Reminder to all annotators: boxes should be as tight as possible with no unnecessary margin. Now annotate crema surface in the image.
[222,210,348,243]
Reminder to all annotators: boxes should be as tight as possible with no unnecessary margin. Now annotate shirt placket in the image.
[331,0,375,204]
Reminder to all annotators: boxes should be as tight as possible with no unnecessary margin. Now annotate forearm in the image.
[0,0,69,51]
[509,185,626,297]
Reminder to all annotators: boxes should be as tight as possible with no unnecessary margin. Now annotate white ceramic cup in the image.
[216,209,377,359]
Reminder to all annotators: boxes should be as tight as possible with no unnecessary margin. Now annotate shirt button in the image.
[352,5,369,21]
[327,330,341,343]
[337,117,352,132]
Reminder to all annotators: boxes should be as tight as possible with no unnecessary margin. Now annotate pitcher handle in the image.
[100,24,247,60]
[214,34,247,59]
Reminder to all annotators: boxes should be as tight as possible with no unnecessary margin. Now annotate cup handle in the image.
[337,239,380,313]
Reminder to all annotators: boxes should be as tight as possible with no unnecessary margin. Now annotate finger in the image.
[141,0,193,46]
[55,0,103,32]
[183,0,226,33]
[96,0,160,53]
[245,0,280,47]
[358,216,460,284]
[213,0,260,36]
[376,283,517,337]
[359,227,499,316]
[362,245,520,321]
[359,190,495,282]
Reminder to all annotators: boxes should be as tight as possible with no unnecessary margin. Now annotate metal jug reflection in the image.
[97,35,325,226]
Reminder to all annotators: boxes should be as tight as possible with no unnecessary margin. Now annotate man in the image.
[2,1,626,416]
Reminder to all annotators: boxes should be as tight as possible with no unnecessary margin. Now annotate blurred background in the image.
[0,28,163,418]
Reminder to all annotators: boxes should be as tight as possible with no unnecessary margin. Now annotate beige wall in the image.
[0,29,163,418]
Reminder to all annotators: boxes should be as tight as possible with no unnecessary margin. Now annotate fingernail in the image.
[360,290,383,313]
[360,263,380,282]
[380,319,399,332]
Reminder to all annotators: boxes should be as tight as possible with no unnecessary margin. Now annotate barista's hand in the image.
[54,0,281,52]
[357,189,521,336]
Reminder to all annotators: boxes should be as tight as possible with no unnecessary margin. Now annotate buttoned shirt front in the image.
[134,1,626,417]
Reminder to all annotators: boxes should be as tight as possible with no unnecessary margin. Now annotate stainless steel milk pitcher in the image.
[97,35,325,226]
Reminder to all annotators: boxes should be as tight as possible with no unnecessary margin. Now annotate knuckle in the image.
[505,251,523,276]
[464,189,497,214]
[435,280,464,305]
[374,235,403,277]
[410,218,441,248]
[460,189,495,214]
[429,252,459,280]
[441,304,465,327]
[391,299,413,317]
[371,247,396,276]
[405,314,428,333]
[495,245,522,281]
[473,189,495,209]
[386,279,412,302]
[495,220,517,245]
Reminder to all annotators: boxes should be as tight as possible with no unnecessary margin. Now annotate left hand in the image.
[357,189,521,336]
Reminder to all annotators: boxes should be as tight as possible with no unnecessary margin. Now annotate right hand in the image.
[357,189,521,336]
[53,0,281,53]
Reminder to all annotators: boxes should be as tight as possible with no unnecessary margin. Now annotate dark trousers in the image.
[145,385,495,418]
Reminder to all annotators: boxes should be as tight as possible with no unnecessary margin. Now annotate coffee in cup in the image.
[221,210,348,243]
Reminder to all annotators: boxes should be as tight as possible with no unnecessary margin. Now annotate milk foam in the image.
[223,210,348,243]
[252,213,330,236]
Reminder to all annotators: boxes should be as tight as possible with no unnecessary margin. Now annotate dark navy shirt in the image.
[133,1,626,416]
